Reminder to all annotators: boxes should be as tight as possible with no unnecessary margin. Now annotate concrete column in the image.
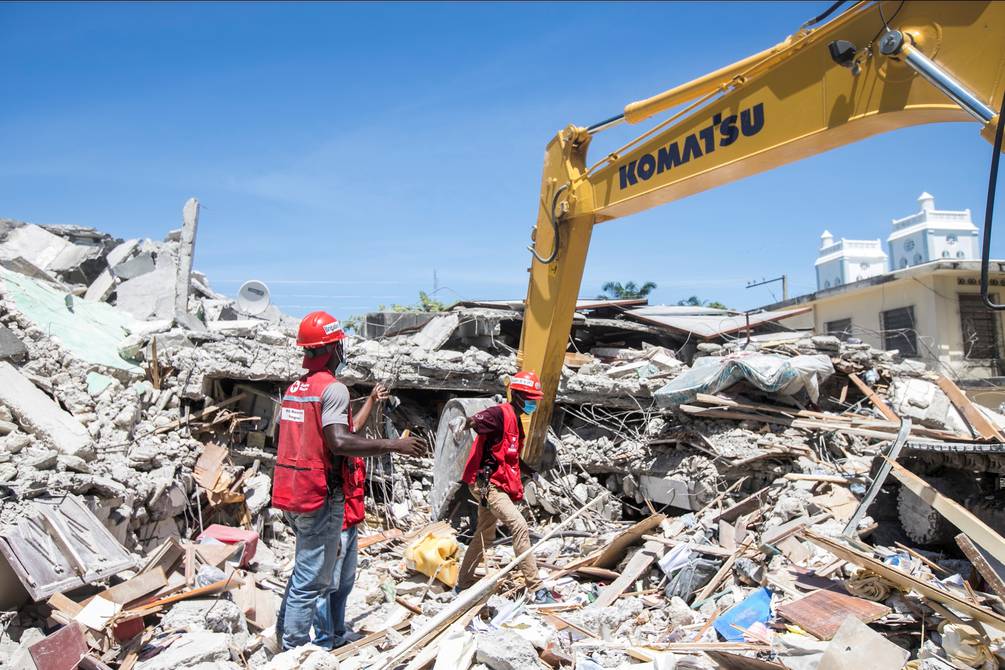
[174,198,200,318]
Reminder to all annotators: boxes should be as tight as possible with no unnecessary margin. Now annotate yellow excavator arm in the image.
[517,0,1005,465]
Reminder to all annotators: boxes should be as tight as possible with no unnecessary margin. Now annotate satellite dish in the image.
[237,280,271,315]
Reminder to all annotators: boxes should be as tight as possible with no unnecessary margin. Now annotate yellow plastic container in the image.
[405,532,460,587]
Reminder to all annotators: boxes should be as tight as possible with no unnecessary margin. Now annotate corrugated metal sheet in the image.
[452,298,649,312]
[624,306,811,339]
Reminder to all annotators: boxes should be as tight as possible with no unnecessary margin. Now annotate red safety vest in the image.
[342,456,366,528]
[272,371,340,514]
[461,403,524,501]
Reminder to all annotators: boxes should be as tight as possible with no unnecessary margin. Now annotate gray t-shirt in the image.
[320,382,350,428]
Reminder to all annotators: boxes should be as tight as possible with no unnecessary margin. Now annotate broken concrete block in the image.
[817,617,909,670]
[84,239,140,302]
[0,224,90,273]
[206,320,261,337]
[134,631,232,670]
[112,251,155,280]
[475,630,541,670]
[115,264,177,321]
[0,325,28,363]
[160,599,248,644]
[0,362,94,459]
[412,313,460,350]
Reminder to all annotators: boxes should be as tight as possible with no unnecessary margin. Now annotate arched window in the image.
[900,258,908,269]
[834,278,842,286]
[942,250,950,258]
[957,251,965,258]
[913,253,922,264]
[824,280,831,288]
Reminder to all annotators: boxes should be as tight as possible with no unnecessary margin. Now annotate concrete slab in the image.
[412,313,460,351]
[84,239,139,302]
[116,265,177,321]
[1,268,141,374]
[0,225,77,270]
[113,252,155,280]
[0,362,94,458]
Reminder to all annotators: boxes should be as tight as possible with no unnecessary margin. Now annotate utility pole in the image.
[746,274,788,301]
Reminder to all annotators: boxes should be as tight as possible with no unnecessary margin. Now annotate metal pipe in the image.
[586,113,625,135]
[880,31,995,124]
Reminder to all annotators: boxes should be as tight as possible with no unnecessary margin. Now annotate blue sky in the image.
[0,2,997,320]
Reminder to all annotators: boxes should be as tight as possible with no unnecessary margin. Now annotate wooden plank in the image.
[592,514,665,570]
[936,375,1005,440]
[848,373,899,422]
[154,393,247,435]
[358,528,404,550]
[94,568,167,606]
[956,532,1005,600]
[887,459,1005,567]
[376,495,607,670]
[641,536,733,557]
[713,487,770,524]
[801,529,1005,629]
[776,588,890,640]
[587,540,663,611]
[705,650,788,669]
[47,592,83,617]
[134,575,244,612]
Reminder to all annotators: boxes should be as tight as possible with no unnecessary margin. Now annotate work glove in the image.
[448,416,467,437]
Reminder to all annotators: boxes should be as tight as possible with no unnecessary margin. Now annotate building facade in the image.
[771,260,1005,381]
[887,192,978,270]
[815,231,888,290]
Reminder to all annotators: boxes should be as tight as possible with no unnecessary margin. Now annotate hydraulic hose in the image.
[528,184,568,265]
[980,91,1005,310]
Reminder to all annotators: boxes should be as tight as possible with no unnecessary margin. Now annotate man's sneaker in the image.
[341,630,365,644]
[532,587,559,604]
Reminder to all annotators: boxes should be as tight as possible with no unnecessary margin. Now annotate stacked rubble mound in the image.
[2,214,1005,670]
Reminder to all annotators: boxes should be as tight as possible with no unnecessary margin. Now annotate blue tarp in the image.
[713,586,773,642]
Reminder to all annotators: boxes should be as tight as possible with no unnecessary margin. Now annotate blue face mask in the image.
[522,400,538,415]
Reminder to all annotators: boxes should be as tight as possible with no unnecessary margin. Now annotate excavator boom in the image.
[517,1,1005,465]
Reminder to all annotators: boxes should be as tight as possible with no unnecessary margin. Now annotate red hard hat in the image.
[297,311,346,348]
[509,370,543,399]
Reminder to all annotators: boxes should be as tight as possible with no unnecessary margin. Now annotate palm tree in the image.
[598,281,657,300]
[677,295,729,309]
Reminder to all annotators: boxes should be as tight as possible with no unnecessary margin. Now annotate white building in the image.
[887,192,979,270]
[814,230,888,291]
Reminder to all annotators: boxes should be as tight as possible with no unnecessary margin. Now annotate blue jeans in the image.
[277,495,344,650]
[314,525,359,649]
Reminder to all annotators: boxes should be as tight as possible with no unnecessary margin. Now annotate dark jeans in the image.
[276,494,344,649]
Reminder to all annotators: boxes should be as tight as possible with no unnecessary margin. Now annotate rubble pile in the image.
[2,213,1005,670]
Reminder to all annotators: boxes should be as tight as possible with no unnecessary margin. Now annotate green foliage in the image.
[677,295,730,310]
[344,291,449,334]
[379,290,448,313]
[597,280,657,300]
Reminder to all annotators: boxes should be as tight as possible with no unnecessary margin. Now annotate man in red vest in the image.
[312,382,388,649]
[452,370,554,603]
[273,312,424,650]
